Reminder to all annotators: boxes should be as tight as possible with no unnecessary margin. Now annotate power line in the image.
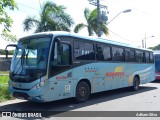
[17,2,40,12]
[108,29,139,43]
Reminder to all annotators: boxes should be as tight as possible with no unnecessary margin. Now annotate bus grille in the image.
[13,92,30,100]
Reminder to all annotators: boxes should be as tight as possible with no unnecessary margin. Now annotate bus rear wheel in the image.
[75,81,90,103]
[132,76,140,91]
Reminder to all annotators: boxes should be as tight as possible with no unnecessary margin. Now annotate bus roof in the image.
[21,31,153,52]
[154,50,160,54]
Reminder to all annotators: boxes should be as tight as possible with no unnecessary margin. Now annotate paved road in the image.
[0,81,160,120]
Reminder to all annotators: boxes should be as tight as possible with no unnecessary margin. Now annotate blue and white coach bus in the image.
[6,31,155,103]
[154,50,160,80]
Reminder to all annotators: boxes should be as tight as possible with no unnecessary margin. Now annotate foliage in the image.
[0,49,14,55]
[148,44,160,50]
[23,1,74,32]
[74,8,109,36]
[0,0,18,42]
[1,30,18,42]
[0,0,17,31]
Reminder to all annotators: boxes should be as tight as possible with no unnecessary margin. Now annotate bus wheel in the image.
[132,76,140,91]
[75,81,90,103]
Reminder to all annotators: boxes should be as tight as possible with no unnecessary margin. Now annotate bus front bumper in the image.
[8,85,46,102]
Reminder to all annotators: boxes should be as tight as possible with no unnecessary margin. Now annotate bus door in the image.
[49,37,74,100]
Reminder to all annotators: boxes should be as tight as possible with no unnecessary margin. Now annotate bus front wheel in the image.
[132,76,140,91]
[75,81,90,103]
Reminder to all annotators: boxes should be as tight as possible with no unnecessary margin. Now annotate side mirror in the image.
[55,38,60,46]
[5,44,17,50]
[5,50,8,59]
[5,44,17,59]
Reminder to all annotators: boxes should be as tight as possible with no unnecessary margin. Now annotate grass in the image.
[0,75,13,102]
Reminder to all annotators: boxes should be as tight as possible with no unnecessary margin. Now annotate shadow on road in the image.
[0,85,158,118]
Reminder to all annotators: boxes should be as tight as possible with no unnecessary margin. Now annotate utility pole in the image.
[142,34,154,48]
[97,0,101,37]
[144,33,146,48]
[88,0,108,37]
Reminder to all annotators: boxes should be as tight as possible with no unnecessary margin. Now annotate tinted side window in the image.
[130,50,135,62]
[85,42,95,60]
[145,52,150,63]
[96,44,111,61]
[96,44,104,60]
[112,47,124,61]
[125,49,130,62]
[136,51,143,63]
[74,41,95,60]
[74,41,85,60]
[103,46,111,61]
[150,52,154,63]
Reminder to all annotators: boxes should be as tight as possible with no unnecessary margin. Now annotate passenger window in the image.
[74,41,85,60]
[145,52,150,63]
[74,41,95,60]
[112,47,124,61]
[96,44,111,61]
[130,50,135,62]
[125,49,130,62]
[85,43,95,60]
[136,51,143,63]
[150,53,154,63]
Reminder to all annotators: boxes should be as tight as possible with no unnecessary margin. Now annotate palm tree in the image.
[23,1,74,32]
[74,8,109,36]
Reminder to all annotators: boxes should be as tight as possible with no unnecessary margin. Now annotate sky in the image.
[0,0,160,49]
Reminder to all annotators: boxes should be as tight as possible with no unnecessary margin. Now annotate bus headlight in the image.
[33,80,47,90]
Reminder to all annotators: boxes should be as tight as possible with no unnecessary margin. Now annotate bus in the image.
[154,50,160,80]
[6,31,155,103]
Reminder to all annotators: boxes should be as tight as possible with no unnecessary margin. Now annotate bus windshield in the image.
[10,37,51,82]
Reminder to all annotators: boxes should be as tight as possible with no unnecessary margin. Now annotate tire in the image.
[132,76,140,91]
[75,81,90,103]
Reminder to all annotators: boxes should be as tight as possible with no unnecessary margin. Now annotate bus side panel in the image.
[45,63,155,102]
[148,64,155,82]
[72,63,101,94]
[47,70,74,102]
[133,64,154,85]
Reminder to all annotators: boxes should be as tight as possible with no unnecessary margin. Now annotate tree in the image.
[0,0,17,31]
[1,30,17,42]
[0,0,18,42]
[148,44,160,50]
[74,8,109,36]
[23,1,74,32]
